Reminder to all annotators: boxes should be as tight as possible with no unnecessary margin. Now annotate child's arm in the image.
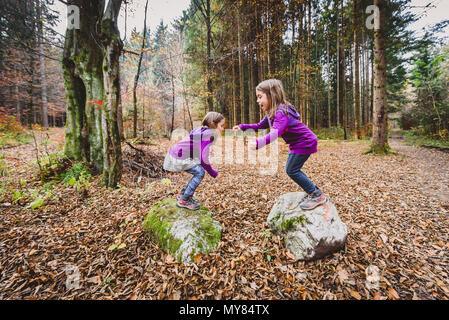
[238,116,270,131]
[200,134,218,178]
[255,111,288,149]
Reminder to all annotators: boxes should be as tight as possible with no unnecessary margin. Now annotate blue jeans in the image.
[182,164,205,200]
[285,153,319,194]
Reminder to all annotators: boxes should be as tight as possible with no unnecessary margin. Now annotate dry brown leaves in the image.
[0,130,448,300]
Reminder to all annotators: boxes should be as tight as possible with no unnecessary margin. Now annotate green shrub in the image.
[62,162,91,194]
[315,127,344,140]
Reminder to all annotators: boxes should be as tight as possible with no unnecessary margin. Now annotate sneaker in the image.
[300,190,328,210]
[176,188,187,201]
[177,193,198,204]
[299,193,311,204]
[176,196,200,210]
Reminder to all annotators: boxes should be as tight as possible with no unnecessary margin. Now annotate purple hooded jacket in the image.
[168,126,218,178]
[239,105,318,155]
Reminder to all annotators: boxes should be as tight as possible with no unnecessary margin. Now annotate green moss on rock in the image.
[280,214,309,232]
[142,198,222,263]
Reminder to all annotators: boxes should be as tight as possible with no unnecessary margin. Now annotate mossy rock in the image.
[142,198,223,263]
[267,192,347,261]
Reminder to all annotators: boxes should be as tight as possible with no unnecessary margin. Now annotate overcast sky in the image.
[52,0,448,41]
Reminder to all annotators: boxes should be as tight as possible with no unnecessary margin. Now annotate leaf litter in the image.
[0,129,448,300]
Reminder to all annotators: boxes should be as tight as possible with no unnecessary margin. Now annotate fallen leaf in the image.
[88,276,101,284]
[285,251,297,260]
[193,253,202,263]
[373,291,382,300]
[388,287,400,300]
[165,254,174,264]
[350,289,362,300]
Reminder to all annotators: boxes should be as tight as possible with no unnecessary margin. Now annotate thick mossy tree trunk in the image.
[62,0,123,188]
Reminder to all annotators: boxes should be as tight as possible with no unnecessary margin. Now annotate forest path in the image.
[389,129,449,205]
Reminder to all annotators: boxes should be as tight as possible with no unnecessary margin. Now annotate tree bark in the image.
[14,65,21,123]
[237,8,246,124]
[306,1,311,127]
[341,0,347,140]
[206,0,213,112]
[298,4,304,119]
[133,0,148,138]
[327,34,331,128]
[353,0,361,138]
[37,0,48,127]
[231,48,238,126]
[62,0,123,188]
[370,0,389,153]
[336,0,340,127]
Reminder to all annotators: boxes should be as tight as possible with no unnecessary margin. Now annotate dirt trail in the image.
[390,131,449,205]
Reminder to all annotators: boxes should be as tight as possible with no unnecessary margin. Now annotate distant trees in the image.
[405,38,449,138]
[1,0,446,152]
[179,0,437,154]
[0,0,64,127]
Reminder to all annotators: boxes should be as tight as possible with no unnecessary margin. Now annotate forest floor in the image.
[0,127,448,300]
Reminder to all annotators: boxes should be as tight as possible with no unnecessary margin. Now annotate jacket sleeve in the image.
[200,132,218,178]
[255,111,288,149]
[238,116,270,131]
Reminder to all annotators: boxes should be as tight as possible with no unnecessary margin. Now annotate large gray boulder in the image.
[267,192,347,261]
[143,198,223,263]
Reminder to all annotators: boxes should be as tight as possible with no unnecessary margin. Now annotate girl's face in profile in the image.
[212,119,225,133]
[256,89,270,113]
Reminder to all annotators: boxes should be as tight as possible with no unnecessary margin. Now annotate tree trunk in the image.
[341,0,347,140]
[170,71,175,137]
[349,44,354,132]
[306,1,311,127]
[237,8,246,124]
[365,34,370,127]
[353,0,361,138]
[327,35,331,128]
[293,9,298,110]
[28,48,35,127]
[133,0,148,138]
[266,4,271,77]
[298,4,304,118]
[248,45,256,124]
[231,48,238,126]
[37,0,48,127]
[118,84,124,140]
[336,0,340,127]
[62,0,123,188]
[206,0,213,112]
[14,65,21,123]
[370,0,389,153]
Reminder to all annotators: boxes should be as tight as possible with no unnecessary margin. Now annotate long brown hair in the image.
[256,79,291,119]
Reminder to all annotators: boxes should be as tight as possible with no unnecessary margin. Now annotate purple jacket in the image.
[169,127,218,178]
[239,105,318,155]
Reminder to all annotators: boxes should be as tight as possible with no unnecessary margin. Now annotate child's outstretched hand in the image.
[232,125,241,132]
